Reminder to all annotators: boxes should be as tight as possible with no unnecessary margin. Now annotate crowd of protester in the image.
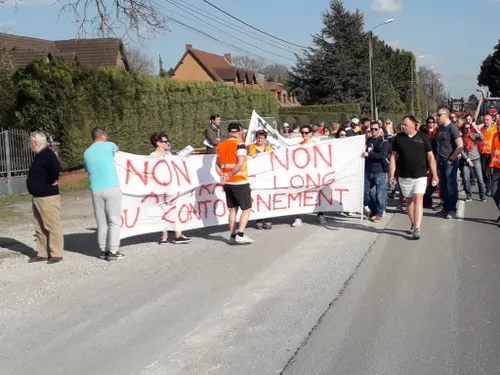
[24,107,500,263]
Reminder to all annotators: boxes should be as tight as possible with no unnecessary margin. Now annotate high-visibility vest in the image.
[216,138,248,184]
[479,126,497,154]
[248,143,272,156]
[490,136,500,169]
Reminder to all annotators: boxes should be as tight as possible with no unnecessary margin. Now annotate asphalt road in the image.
[282,197,500,375]
[0,200,386,375]
[1,192,499,375]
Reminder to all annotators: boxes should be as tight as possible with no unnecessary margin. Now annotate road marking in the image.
[457,200,465,220]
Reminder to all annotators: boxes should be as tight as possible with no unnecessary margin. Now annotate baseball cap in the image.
[227,122,242,132]
[283,122,290,128]
[488,108,498,115]
[351,118,360,125]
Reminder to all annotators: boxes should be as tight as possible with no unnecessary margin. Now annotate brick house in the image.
[0,32,130,70]
[171,44,300,107]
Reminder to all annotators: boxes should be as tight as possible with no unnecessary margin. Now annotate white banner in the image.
[246,110,301,148]
[116,136,366,239]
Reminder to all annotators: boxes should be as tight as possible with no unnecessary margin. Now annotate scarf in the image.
[463,133,474,152]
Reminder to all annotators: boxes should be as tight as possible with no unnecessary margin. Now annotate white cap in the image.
[351,118,360,125]
[283,122,290,128]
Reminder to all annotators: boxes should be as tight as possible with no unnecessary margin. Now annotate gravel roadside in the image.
[0,190,395,375]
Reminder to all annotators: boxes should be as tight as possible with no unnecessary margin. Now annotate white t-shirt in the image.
[150,151,171,157]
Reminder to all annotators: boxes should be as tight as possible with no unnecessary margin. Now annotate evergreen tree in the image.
[478,40,500,96]
[287,0,409,114]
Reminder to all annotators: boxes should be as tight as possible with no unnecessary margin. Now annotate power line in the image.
[167,0,301,55]
[163,1,295,62]
[200,0,307,49]
[168,17,294,68]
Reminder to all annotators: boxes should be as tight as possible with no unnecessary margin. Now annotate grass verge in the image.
[0,177,90,210]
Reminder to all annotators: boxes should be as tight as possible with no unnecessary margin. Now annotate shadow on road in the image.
[0,237,37,258]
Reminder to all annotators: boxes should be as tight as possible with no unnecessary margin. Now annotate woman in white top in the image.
[150,132,192,245]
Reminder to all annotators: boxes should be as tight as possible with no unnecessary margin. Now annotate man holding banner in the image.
[216,123,254,244]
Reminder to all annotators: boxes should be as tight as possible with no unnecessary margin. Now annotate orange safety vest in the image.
[490,136,500,169]
[216,138,248,184]
[478,126,497,154]
[248,143,272,156]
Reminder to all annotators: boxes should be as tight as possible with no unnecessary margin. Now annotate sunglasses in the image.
[464,127,471,130]
[160,139,169,143]
[370,128,379,131]
[301,131,310,135]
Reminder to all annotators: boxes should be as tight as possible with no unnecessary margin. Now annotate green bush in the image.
[9,61,278,169]
[279,103,361,114]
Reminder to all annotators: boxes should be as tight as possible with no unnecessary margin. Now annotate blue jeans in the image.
[491,169,500,213]
[463,158,486,197]
[363,173,388,217]
[438,160,459,213]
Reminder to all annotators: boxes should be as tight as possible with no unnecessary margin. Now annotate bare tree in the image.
[417,67,444,103]
[231,55,265,72]
[262,64,289,84]
[126,46,154,75]
[0,0,169,41]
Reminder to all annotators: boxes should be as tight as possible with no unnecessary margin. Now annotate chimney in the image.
[257,73,265,86]
[224,53,232,64]
[185,44,192,51]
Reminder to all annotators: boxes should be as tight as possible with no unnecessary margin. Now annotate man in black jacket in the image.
[26,131,63,264]
[362,121,390,223]
[204,114,221,154]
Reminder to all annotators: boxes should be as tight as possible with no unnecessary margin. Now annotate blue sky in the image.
[1,0,499,99]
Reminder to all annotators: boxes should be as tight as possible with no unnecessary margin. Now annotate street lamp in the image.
[369,18,394,120]
[411,55,425,116]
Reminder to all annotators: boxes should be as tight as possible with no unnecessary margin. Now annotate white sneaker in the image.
[319,215,326,225]
[363,206,371,215]
[234,234,254,244]
[292,218,303,227]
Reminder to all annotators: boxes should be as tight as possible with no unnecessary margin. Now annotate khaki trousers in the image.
[32,195,64,258]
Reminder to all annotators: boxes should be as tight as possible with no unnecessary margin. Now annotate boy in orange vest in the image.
[216,123,254,244]
[479,114,498,196]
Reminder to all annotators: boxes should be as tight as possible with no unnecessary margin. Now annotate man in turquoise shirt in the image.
[84,128,124,261]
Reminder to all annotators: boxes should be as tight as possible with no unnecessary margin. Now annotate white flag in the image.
[246,110,301,148]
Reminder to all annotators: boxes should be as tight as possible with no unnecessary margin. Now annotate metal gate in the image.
[0,128,34,196]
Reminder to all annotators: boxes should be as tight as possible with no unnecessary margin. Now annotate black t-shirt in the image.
[391,132,432,178]
[434,122,461,163]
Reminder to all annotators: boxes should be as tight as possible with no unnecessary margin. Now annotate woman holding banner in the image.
[292,125,326,227]
[150,132,192,245]
[248,130,274,229]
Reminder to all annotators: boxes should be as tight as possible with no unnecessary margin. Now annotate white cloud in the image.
[371,0,402,13]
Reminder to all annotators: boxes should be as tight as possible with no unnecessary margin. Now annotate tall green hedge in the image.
[9,61,278,169]
[279,103,361,114]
